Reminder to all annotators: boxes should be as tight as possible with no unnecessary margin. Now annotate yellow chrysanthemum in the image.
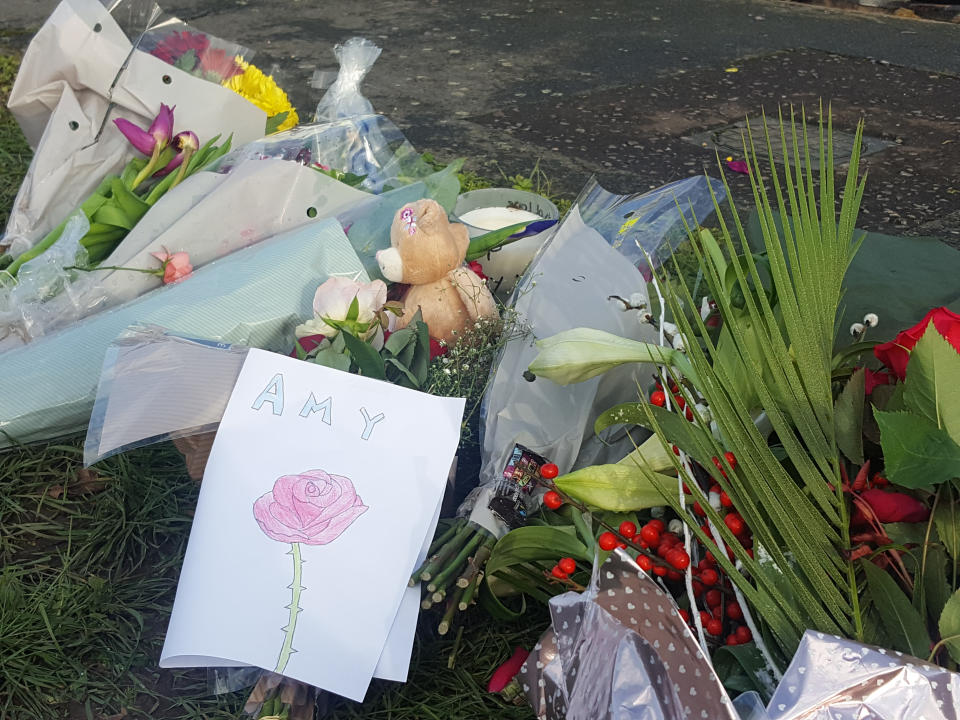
[225,59,299,133]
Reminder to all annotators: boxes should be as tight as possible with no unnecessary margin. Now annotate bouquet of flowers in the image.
[453,109,960,715]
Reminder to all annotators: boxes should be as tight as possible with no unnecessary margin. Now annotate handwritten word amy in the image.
[250,373,385,441]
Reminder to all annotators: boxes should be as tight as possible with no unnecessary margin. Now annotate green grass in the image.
[0,51,548,719]
[0,53,32,231]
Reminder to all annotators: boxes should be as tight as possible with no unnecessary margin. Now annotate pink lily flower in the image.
[114,104,175,156]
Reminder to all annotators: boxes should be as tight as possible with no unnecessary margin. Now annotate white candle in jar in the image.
[458,207,543,234]
[457,206,551,297]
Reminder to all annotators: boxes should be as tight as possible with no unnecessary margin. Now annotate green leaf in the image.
[904,326,960,445]
[597,402,715,471]
[487,526,590,578]
[339,331,386,380]
[478,576,525,621]
[312,347,351,373]
[938,589,960,664]
[922,546,953,625]
[882,522,930,547]
[934,494,960,562]
[555,464,683,512]
[109,178,149,222]
[861,560,932,658]
[875,409,960,488]
[835,368,865,464]
[265,111,289,135]
[528,328,691,386]
[384,357,421,389]
[173,48,198,72]
[712,643,776,702]
[384,326,415,355]
[345,296,360,323]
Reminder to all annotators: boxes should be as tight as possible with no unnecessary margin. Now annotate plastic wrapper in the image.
[0,213,99,346]
[84,325,249,465]
[0,218,366,450]
[3,0,266,258]
[213,114,441,195]
[313,37,382,124]
[520,549,960,720]
[519,549,740,720]
[468,203,657,537]
[576,175,725,277]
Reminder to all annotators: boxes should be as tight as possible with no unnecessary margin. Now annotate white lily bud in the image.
[849,322,865,336]
[671,334,686,352]
[661,321,678,337]
[700,296,713,321]
[650,506,666,518]
[668,519,684,535]
[863,313,879,328]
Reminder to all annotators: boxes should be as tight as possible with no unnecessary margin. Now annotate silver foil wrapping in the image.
[518,549,960,720]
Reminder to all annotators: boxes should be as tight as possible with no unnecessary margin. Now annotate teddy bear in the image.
[376,199,497,344]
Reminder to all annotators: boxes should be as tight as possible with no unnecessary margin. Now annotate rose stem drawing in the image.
[253,470,368,674]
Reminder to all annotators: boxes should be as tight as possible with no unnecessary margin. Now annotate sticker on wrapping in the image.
[488,444,549,530]
[400,207,417,235]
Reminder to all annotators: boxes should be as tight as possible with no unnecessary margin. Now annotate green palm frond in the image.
[640,105,867,659]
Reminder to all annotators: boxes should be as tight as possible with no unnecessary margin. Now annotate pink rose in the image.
[253,470,367,545]
[151,250,193,284]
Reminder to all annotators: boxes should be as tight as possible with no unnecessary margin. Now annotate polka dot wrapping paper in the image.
[517,549,960,719]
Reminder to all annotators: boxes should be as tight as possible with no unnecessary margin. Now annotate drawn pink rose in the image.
[253,470,367,545]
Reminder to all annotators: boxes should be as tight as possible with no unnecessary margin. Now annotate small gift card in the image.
[160,349,465,701]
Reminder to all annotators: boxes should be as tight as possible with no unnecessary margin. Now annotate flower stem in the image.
[274,542,303,674]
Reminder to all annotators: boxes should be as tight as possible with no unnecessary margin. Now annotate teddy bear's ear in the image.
[390,202,422,246]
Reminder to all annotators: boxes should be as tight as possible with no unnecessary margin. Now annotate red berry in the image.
[543,490,563,510]
[685,407,694,421]
[558,557,576,575]
[667,548,691,570]
[617,542,628,549]
[711,456,722,471]
[724,512,746,536]
[650,390,667,407]
[540,463,559,480]
[726,602,743,621]
[653,565,668,577]
[598,531,618,551]
[619,521,637,539]
[724,451,737,469]
[692,580,704,597]
[704,551,716,565]
[726,634,740,646]
[662,532,681,547]
[673,394,686,409]
[693,501,706,517]
[640,525,661,545]
[706,619,723,636]
[700,568,719,586]
[699,610,712,625]
[648,519,666,532]
[719,490,733,508]
[550,565,568,579]
[672,444,680,456]
[735,625,752,643]
[746,548,755,559]
[682,482,691,494]
[657,543,673,559]
[705,589,722,608]
[638,539,649,550]
[666,569,683,581]
[637,554,654,572]
[712,605,724,620]
[678,608,691,623]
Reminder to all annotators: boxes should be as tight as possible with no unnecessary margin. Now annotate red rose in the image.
[467,260,489,282]
[862,367,895,395]
[873,307,960,380]
[855,489,930,525]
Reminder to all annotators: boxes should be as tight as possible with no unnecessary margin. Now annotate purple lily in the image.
[114,103,175,156]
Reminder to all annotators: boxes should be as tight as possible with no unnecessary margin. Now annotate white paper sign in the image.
[160,349,465,701]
